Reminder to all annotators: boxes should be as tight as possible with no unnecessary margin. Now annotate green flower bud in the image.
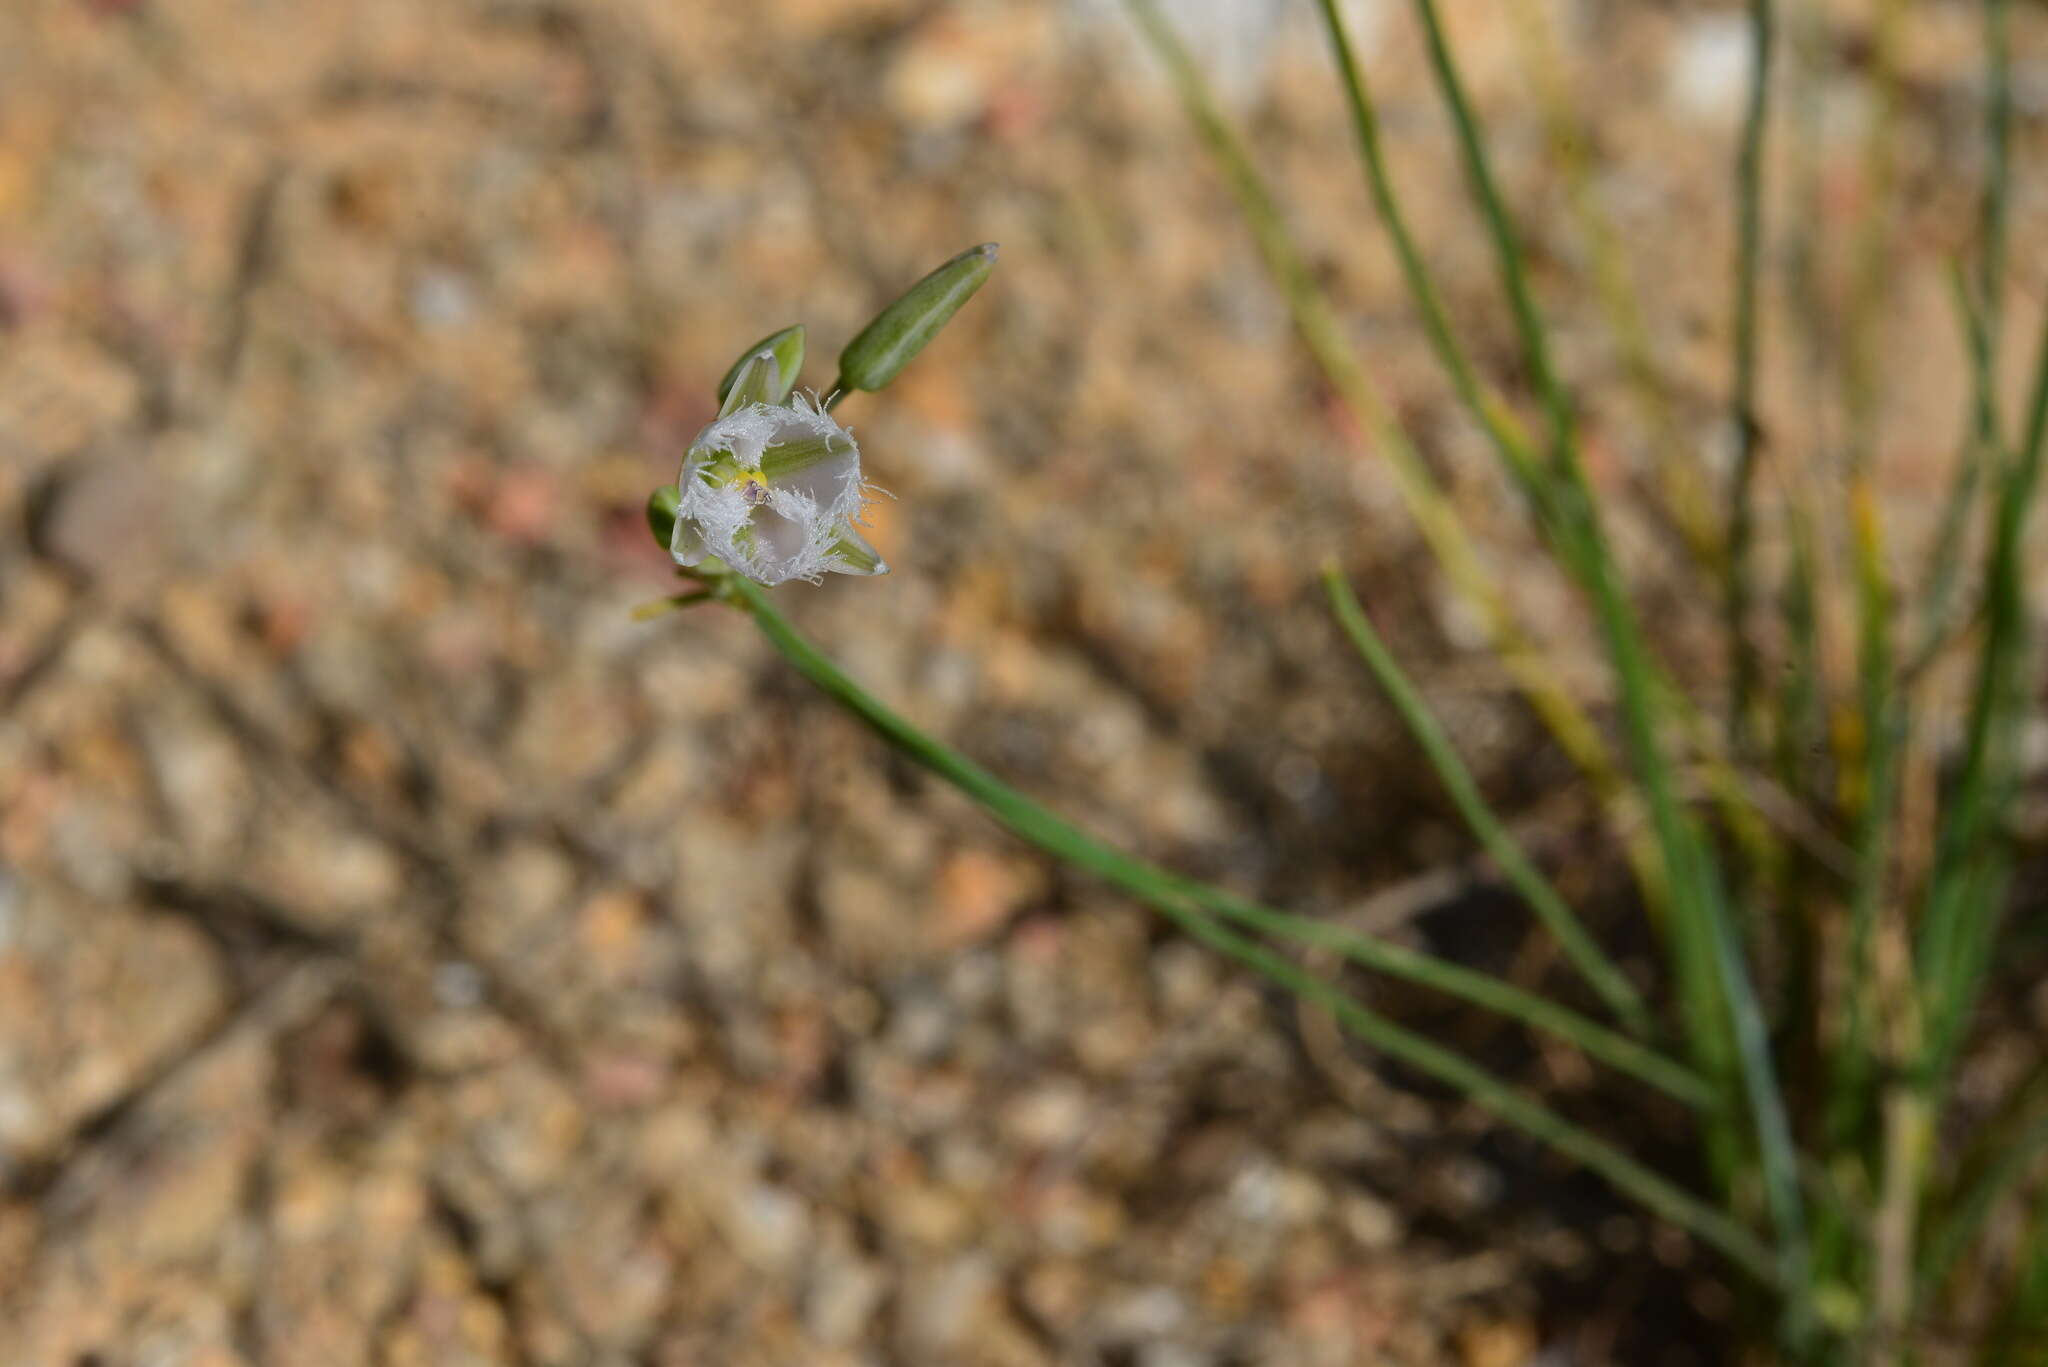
[718,348,784,417]
[716,325,806,407]
[836,243,997,393]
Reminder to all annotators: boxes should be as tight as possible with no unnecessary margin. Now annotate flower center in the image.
[730,468,771,506]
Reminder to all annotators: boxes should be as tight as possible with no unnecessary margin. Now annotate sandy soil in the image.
[1,1,2042,1362]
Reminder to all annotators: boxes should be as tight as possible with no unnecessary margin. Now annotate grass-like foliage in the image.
[645,0,2048,1356]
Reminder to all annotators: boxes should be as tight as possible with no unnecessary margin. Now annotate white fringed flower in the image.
[670,351,886,586]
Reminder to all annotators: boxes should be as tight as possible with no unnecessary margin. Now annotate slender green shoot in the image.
[1503,0,1723,572]
[676,555,1704,1107]
[1319,0,1798,926]
[1387,0,1815,1325]
[1399,0,1574,469]
[1919,298,2048,1091]
[1123,0,1657,882]
[1302,0,1541,488]
[721,572,1774,1281]
[1164,872,1712,1109]
[1322,565,1651,1036]
[1146,0,1811,1315]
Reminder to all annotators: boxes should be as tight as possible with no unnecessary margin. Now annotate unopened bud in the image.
[836,244,997,393]
[716,325,806,408]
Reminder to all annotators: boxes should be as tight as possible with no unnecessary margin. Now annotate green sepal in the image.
[647,484,681,550]
[718,350,781,417]
[827,527,888,576]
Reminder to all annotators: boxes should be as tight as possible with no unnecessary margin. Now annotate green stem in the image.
[725,573,1706,1106]
[1505,0,1725,576]
[1164,871,1709,1107]
[1400,0,1573,469]
[1133,0,1813,1327]
[1414,0,1815,1319]
[1919,296,2048,1092]
[1434,0,1813,1314]
[721,573,1772,1280]
[1123,0,1660,896]
[1303,0,1540,489]
[1323,566,1652,1037]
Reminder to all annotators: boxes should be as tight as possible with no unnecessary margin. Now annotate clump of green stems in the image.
[649,0,2048,1356]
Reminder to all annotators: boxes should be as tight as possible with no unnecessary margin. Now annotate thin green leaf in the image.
[1400,0,1572,470]
[1165,871,1712,1108]
[1919,299,2048,1089]
[720,573,1772,1280]
[1322,566,1651,1037]
[1299,0,1540,490]
[1122,0,1657,899]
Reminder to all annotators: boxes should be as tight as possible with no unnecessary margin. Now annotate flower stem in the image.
[718,575,1774,1283]
[1323,566,1652,1037]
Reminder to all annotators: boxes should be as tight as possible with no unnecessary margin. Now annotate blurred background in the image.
[1,0,2042,1362]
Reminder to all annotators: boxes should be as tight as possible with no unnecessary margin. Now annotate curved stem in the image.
[1401,0,1573,468]
[1323,566,1652,1038]
[720,574,1773,1281]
